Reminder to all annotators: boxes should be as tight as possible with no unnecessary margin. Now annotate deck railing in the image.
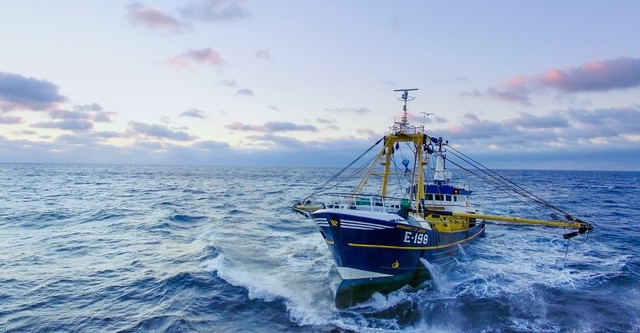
[320,192,408,213]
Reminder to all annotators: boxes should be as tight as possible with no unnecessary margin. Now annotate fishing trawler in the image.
[293,89,593,308]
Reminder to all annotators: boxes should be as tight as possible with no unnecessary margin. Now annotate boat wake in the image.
[198,218,629,332]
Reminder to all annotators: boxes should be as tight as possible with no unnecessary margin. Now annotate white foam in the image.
[450,227,630,300]
[199,224,454,331]
[200,208,630,331]
[200,226,350,326]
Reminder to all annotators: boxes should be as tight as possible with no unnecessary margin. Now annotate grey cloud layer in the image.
[0,72,68,111]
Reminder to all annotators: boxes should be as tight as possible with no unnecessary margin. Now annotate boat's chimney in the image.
[434,153,447,182]
[433,138,451,183]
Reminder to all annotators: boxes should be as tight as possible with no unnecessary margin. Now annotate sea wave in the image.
[1,165,638,332]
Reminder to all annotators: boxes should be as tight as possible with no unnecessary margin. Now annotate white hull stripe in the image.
[336,266,393,280]
[341,220,394,230]
[313,218,395,230]
[340,225,378,230]
[313,218,330,227]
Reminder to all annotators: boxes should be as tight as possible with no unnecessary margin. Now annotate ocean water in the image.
[1,164,639,332]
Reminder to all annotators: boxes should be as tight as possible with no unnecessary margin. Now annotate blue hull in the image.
[312,209,485,281]
[312,209,485,307]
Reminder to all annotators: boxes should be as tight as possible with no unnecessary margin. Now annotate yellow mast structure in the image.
[379,89,426,211]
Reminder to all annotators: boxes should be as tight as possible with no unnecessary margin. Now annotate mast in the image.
[393,88,418,134]
[381,89,426,210]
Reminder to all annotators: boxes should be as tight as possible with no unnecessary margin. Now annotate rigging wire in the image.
[445,152,555,215]
[313,152,378,195]
[301,137,384,202]
[445,158,541,212]
[445,145,575,219]
[300,131,582,222]
[389,141,417,195]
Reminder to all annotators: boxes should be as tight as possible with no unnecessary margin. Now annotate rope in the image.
[301,137,384,202]
[445,145,575,219]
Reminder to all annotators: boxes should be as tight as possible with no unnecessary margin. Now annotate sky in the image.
[1,1,639,170]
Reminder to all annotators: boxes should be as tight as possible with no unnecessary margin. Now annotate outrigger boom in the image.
[425,210,594,239]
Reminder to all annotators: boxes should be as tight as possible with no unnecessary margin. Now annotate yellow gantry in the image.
[354,131,427,213]
[447,211,590,230]
[381,133,426,207]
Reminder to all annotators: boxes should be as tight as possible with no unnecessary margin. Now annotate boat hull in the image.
[311,208,485,306]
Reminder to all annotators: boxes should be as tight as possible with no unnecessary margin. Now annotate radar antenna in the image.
[394,88,418,125]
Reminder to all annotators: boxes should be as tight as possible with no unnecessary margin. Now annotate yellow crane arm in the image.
[427,211,594,239]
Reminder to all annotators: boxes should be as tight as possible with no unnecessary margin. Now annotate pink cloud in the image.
[167,48,223,69]
[463,57,640,105]
[128,3,187,33]
[537,57,640,92]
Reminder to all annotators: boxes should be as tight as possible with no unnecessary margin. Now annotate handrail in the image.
[319,192,409,213]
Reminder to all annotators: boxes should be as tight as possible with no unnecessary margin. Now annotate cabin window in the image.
[426,194,433,200]
[434,194,444,201]
[446,195,452,201]
[454,196,458,202]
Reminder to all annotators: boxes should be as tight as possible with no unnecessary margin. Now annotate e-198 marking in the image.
[403,231,428,245]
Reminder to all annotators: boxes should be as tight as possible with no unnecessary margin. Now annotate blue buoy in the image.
[402,159,410,172]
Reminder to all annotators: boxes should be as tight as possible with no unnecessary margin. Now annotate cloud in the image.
[0,115,22,124]
[14,129,36,135]
[48,104,113,123]
[217,79,237,86]
[127,3,188,33]
[324,107,372,114]
[0,72,68,111]
[1,105,639,169]
[486,87,532,106]
[464,57,640,105]
[128,121,197,141]
[193,140,231,150]
[226,121,317,133]
[356,128,378,137]
[434,105,640,155]
[443,113,505,141]
[167,48,223,69]
[179,0,248,22]
[246,133,305,149]
[73,103,103,112]
[504,112,570,129]
[236,88,254,96]
[52,131,129,146]
[240,133,387,166]
[31,119,94,131]
[255,50,272,61]
[538,57,640,92]
[56,134,95,145]
[94,131,124,139]
[180,108,208,119]
[566,106,640,137]
[0,135,241,165]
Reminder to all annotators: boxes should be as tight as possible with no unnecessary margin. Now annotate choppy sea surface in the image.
[1,164,639,332]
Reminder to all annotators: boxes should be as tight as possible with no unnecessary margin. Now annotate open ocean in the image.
[1,164,639,332]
